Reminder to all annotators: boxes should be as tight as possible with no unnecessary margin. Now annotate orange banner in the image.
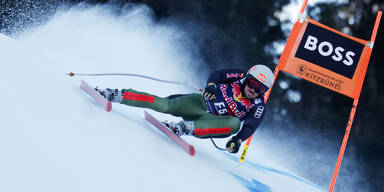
[277,18,371,99]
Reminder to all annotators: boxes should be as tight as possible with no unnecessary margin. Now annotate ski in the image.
[144,111,195,156]
[80,80,112,112]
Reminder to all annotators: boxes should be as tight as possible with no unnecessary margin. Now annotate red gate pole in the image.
[328,11,381,192]
[328,99,358,192]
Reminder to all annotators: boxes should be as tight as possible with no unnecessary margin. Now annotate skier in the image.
[97,65,274,153]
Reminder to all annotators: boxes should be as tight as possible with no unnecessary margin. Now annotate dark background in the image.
[1,0,383,191]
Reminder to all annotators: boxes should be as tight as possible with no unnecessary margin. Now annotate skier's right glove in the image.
[202,82,217,100]
[226,137,242,153]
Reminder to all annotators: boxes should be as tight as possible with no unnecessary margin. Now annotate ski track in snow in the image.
[0,5,326,192]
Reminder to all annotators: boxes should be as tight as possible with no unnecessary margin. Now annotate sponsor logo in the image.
[232,83,252,110]
[297,64,307,75]
[233,94,241,103]
[220,84,232,103]
[295,23,364,79]
[297,64,343,91]
[220,84,246,118]
[303,35,356,66]
[254,106,264,118]
[226,73,244,78]
[256,73,267,83]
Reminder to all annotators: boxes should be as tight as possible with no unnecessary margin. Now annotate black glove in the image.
[226,137,242,153]
[202,82,217,100]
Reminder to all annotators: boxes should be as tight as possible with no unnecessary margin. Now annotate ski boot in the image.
[162,121,194,136]
[95,87,124,103]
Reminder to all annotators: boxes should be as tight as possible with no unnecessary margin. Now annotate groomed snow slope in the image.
[0,5,326,192]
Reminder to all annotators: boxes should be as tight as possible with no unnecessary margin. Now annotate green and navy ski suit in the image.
[120,69,266,141]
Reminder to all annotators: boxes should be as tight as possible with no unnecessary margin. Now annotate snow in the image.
[0,5,326,192]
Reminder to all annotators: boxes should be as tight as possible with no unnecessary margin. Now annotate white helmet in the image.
[245,64,274,89]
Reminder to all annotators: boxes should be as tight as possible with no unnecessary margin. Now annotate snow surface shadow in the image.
[220,151,326,192]
[229,172,272,192]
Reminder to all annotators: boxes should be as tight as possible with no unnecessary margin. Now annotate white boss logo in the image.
[304,35,356,66]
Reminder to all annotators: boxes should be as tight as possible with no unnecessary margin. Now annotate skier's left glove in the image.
[202,82,217,100]
[226,137,242,153]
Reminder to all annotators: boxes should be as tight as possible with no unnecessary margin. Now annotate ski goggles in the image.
[246,78,268,94]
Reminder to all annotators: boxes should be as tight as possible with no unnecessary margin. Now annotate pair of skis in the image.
[80,80,195,156]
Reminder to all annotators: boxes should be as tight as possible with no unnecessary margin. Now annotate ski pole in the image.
[68,72,203,92]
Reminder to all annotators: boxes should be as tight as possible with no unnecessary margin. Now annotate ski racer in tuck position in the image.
[97,65,274,153]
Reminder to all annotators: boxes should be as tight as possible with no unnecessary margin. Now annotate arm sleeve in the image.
[207,69,247,85]
[233,104,266,142]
